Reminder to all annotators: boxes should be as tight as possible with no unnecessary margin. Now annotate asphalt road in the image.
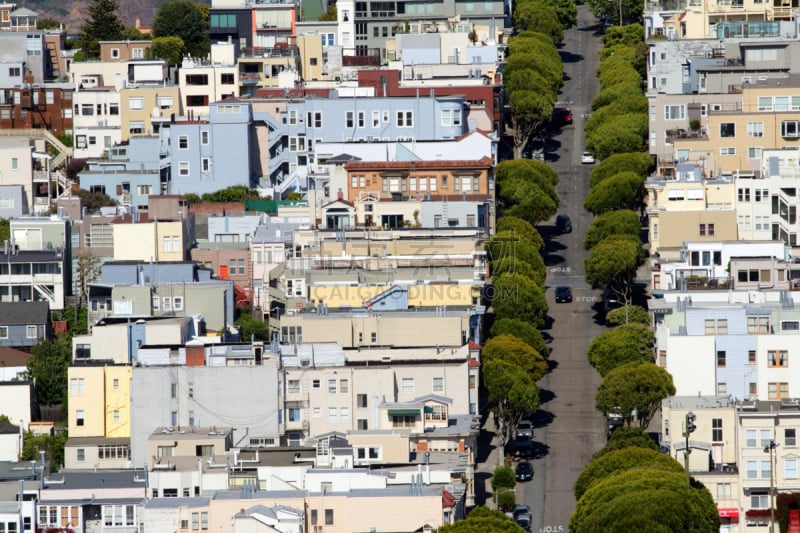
[518,8,609,533]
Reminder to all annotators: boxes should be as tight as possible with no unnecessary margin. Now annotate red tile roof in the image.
[442,489,456,508]
[0,347,32,367]
[468,340,481,350]
[468,357,481,368]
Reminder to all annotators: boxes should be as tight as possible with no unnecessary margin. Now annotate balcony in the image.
[666,129,708,143]
[342,49,381,67]
[240,46,298,59]
[284,418,309,431]
[240,72,263,85]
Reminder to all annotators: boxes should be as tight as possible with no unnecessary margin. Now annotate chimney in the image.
[337,189,344,200]
[186,342,205,366]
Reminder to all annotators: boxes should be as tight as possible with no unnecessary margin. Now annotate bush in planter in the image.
[497,489,517,511]
[690,119,701,131]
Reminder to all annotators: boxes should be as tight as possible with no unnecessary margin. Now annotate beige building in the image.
[147,426,233,468]
[99,40,152,62]
[281,344,479,445]
[178,42,239,119]
[645,169,737,254]
[119,84,181,139]
[112,217,192,261]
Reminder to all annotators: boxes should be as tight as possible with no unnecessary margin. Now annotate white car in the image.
[581,152,596,164]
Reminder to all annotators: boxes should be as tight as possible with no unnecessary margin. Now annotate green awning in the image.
[388,408,421,416]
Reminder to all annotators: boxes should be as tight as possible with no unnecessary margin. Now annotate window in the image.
[75,344,91,358]
[664,105,685,120]
[747,460,758,479]
[433,377,444,392]
[749,147,763,160]
[201,131,209,145]
[173,297,183,311]
[325,509,334,525]
[157,96,173,110]
[346,111,354,128]
[163,297,172,311]
[201,158,210,172]
[712,418,722,442]
[786,321,800,331]
[717,382,727,395]
[340,407,350,422]
[339,379,348,393]
[717,482,731,499]
[221,73,235,85]
[178,136,188,149]
[76,410,85,426]
[746,429,757,447]
[761,460,772,479]
[109,103,119,115]
[328,379,337,393]
[288,407,301,422]
[113,410,120,422]
[26,325,38,339]
[396,110,413,127]
[699,223,715,236]
[769,382,789,399]
[358,419,368,430]
[129,97,144,110]
[70,378,85,395]
[76,448,85,461]
[113,378,119,391]
[720,123,735,137]
[748,121,764,137]
[748,316,770,334]
[312,379,320,389]
[310,510,318,526]
[401,377,415,393]
[787,459,798,479]
[328,407,337,422]
[185,74,208,86]
[720,147,736,156]
[716,350,726,367]
[738,188,751,202]
[751,492,769,508]
[782,120,800,138]
[179,162,189,176]
[357,393,368,408]
[786,428,797,447]
[761,429,773,447]
[137,185,152,196]
[750,382,758,396]
[768,350,788,367]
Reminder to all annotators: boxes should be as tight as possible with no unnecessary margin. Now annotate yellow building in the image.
[119,84,181,140]
[112,218,189,261]
[68,364,132,438]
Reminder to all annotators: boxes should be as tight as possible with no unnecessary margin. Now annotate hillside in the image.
[25,0,208,33]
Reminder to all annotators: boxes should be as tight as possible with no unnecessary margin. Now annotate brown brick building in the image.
[0,84,74,135]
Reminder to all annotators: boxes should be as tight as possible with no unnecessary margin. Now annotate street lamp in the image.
[764,439,779,533]
[682,411,697,487]
[609,0,623,25]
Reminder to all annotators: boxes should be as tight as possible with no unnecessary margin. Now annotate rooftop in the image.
[149,426,232,440]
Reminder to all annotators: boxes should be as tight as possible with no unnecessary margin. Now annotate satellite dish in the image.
[151,107,161,118]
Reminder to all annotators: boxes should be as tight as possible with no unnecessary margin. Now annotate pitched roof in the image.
[0,347,32,367]
[0,421,20,435]
[0,301,49,325]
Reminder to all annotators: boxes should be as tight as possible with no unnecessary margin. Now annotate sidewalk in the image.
[474,414,510,510]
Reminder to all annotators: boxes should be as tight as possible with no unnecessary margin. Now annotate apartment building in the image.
[178,42,239,119]
[99,40,152,63]
[71,86,122,159]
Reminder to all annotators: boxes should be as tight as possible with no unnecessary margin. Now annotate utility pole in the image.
[765,439,779,533]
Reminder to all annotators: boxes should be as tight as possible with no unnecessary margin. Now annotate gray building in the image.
[0,301,51,348]
[0,186,26,218]
[129,361,281,466]
[161,101,280,195]
[207,214,266,243]
[0,31,46,84]
[420,197,491,230]
[77,137,165,209]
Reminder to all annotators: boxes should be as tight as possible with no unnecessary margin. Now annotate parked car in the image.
[555,214,572,234]
[516,420,534,439]
[555,286,573,303]
[514,505,532,523]
[516,517,532,532]
[581,151,596,164]
[554,107,573,125]
[507,438,535,459]
[515,461,534,482]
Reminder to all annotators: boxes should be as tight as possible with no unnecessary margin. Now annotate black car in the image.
[515,461,534,482]
[555,286,572,303]
[507,438,535,459]
[555,214,572,234]
[516,518,532,532]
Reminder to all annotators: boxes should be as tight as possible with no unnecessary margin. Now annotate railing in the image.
[666,129,708,143]
[240,46,299,59]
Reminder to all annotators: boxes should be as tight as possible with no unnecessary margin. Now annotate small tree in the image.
[491,273,548,328]
[606,305,650,326]
[490,317,549,356]
[484,359,539,445]
[153,0,210,59]
[147,36,186,67]
[583,209,641,250]
[587,323,654,376]
[79,0,125,59]
[26,336,73,406]
[585,234,645,306]
[491,465,517,490]
[483,334,548,382]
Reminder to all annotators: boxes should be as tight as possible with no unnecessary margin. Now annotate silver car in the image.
[516,420,534,440]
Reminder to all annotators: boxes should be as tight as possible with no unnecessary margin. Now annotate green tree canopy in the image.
[587,323,654,376]
[496,216,545,251]
[486,231,546,282]
[585,113,648,160]
[440,507,526,533]
[571,468,719,533]
[483,334,548,382]
[606,304,650,326]
[75,189,116,212]
[26,336,72,406]
[0,218,9,243]
[536,0,578,29]
[591,82,643,112]
[585,234,645,305]
[589,152,654,188]
[595,363,676,428]
[483,359,540,444]
[602,23,646,48]
[574,447,685,499]
[37,18,63,30]
[79,0,125,59]
[513,2,564,42]
[490,317,550,357]
[146,36,186,67]
[496,160,560,224]
[235,314,270,342]
[585,97,649,141]
[492,465,517,490]
[153,0,210,59]
[319,3,337,20]
[584,209,641,249]
[491,256,544,285]
[491,273,549,328]
[22,432,69,473]
[595,426,659,458]
[584,171,645,214]
[597,62,642,89]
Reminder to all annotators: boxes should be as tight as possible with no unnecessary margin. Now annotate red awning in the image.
[719,508,739,518]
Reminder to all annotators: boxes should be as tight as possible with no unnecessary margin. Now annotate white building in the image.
[178,41,239,119]
[72,87,122,159]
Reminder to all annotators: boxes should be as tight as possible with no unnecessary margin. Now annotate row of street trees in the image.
[570,24,716,531]
[570,427,720,531]
[79,0,209,62]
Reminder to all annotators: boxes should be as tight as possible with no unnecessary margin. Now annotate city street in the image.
[519,7,609,532]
